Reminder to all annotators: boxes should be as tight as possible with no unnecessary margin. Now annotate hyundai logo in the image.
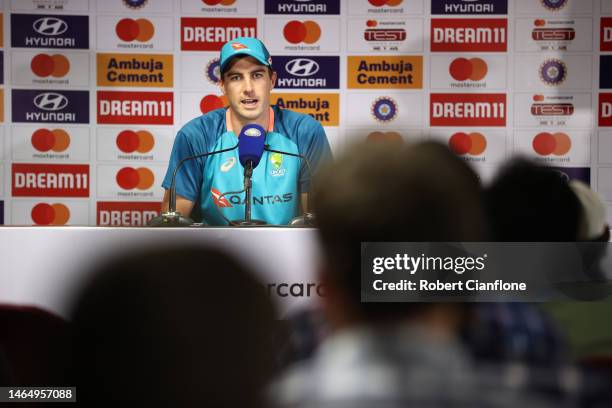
[33,17,68,36]
[34,93,69,111]
[285,58,320,77]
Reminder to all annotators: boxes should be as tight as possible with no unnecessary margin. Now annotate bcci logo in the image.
[206,58,221,85]
[371,96,398,123]
[270,152,287,177]
[123,0,148,9]
[539,58,567,86]
[540,0,567,11]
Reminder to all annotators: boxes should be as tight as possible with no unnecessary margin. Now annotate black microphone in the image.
[263,145,316,227]
[230,124,267,226]
[148,143,238,227]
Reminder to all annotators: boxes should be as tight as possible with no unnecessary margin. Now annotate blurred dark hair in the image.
[312,141,487,321]
[69,246,279,408]
[485,158,581,241]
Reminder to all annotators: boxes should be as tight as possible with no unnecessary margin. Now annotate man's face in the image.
[221,56,276,125]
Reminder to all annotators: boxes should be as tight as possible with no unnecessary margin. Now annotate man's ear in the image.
[219,80,226,95]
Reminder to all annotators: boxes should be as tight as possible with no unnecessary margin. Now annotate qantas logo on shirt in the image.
[212,188,232,207]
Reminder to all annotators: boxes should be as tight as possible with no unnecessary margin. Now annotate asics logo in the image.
[285,58,319,77]
[33,17,68,36]
[220,157,236,172]
[34,93,69,111]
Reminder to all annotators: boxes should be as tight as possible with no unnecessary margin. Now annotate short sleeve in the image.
[161,130,203,202]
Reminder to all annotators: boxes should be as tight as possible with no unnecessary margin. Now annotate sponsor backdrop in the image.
[0,0,611,226]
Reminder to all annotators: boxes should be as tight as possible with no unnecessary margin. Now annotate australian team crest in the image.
[270,152,287,177]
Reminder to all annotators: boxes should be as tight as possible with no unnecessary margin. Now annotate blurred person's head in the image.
[311,141,487,329]
[570,180,610,242]
[70,246,279,408]
[485,158,581,242]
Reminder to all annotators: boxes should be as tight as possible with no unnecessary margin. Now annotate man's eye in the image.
[253,72,263,79]
[230,75,241,81]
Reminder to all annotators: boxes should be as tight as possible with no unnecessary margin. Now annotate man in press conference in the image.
[161,37,332,226]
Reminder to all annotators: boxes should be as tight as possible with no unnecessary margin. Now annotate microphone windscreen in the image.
[238,124,266,168]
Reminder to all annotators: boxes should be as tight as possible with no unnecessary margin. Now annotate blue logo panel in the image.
[431,0,508,14]
[11,14,89,49]
[550,167,590,185]
[600,56,612,89]
[12,90,90,124]
[265,0,340,15]
[273,56,339,89]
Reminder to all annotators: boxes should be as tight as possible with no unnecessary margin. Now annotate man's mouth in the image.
[241,98,258,108]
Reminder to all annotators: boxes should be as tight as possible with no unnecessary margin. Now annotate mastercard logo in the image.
[31,129,70,153]
[116,130,155,154]
[116,18,155,42]
[283,20,321,44]
[368,0,403,6]
[534,19,546,27]
[202,0,236,5]
[533,94,545,101]
[449,132,487,156]
[200,94,227,114]
[532,132,571,156]
[449,58,487,81]
[367,131,403,143]
[31,203,70,226]
[116,167,155,190]
[31,54,70,78]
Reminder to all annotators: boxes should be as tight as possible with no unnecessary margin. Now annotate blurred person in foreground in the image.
[465,159,576,367]
[69,246,280,408]
[272,142,568,407]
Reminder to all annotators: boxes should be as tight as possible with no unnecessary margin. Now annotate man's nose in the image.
[243,77,254,93]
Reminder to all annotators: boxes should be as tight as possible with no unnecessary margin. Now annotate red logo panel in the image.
[602,18,612,52]
[97,201,161,226]
[97,91,173,125]
[599,93,612,127]
[431,19,507,52]
[181,18,257,51]
[12,163,89,197]
[430,93,506,127]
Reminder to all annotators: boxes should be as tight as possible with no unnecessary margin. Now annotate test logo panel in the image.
[11,14,89,49]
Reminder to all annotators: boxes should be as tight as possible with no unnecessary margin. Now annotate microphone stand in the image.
[230,160,266,226]
[148,144,238,227]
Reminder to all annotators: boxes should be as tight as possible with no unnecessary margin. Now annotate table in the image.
[0,227,322,319]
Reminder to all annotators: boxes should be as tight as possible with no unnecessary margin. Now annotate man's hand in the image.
[162,190,195,216]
